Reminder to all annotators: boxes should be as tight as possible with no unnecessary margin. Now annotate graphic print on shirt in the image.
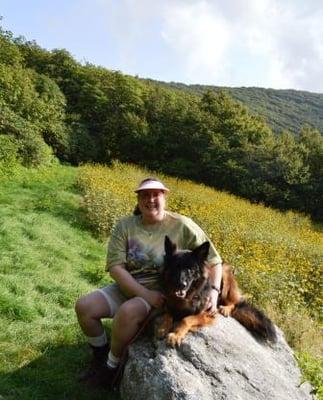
[125,239,164,287]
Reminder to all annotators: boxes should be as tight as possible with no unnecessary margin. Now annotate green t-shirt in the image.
[106,211,222,289]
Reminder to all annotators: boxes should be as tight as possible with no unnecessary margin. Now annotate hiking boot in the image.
[78,343,110,383]
[86,349,129,390]
[85,364,119,389]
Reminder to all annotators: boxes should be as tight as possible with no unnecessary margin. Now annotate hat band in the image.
[134,180,169,192]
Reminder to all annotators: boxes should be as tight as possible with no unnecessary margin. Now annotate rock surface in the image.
[120,315,314,400]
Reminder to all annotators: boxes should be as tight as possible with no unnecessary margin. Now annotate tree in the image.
[0,59,68,165]
[0,23,23,66]
[199,90,273,193]
[299,126,323,219]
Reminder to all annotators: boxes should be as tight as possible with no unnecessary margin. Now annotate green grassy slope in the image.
[0,166,118,400]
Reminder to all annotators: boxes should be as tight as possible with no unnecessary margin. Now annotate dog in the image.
[155,236,277,347]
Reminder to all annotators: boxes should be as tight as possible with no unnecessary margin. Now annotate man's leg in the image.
[110,296,151,359]
[75,289,151,387]
[75,290,112,382]
[76,290,112,336]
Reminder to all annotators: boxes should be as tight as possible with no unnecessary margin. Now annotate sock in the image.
[106,350,120,369]
[86,331,108,348]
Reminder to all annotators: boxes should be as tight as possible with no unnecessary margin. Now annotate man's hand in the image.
[205,289,219,315]
[143,289,165,308]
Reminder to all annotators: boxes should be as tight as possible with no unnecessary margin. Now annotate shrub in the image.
[0,63,68,165]
[0,134,21,174]
[18,131,56,167]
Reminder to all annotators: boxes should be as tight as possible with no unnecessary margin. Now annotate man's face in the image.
[137,189,166,222]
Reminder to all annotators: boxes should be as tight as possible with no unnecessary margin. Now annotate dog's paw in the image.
[167,332,183,347]
[155,326,168,339]
[219,305,232,317]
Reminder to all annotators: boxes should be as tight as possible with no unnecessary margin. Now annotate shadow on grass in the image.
[0,344,120,400]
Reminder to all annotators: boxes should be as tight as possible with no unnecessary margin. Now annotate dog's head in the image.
[162,235,210,298]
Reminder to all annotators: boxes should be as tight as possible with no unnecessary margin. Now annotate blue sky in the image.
[1,0,323,92]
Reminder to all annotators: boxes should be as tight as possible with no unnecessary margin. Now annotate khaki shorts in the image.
[96,283,151,317]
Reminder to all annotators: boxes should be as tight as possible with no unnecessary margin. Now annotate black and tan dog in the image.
[155,236,277,347]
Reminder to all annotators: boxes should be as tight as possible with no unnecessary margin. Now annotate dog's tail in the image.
[231,300,277,343]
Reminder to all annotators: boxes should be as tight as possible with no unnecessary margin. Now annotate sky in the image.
[1,0,323,93]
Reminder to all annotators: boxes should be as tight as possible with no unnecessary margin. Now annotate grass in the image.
[0,165,118,400]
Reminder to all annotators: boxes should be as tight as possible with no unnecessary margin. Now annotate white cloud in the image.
[61,0,323,91]
[239,0,323,91]
[160,1,231,83]
[158,0,323,90]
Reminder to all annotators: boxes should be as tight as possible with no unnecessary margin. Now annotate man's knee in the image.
[75,295,90,317]
[116,298,149,324]
[75,291,111,319]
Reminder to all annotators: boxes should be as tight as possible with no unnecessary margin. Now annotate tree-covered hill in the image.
[155,81,323,135]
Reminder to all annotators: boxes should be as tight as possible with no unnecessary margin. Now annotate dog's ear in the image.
[192,241,210,262]
[164,235,177,256]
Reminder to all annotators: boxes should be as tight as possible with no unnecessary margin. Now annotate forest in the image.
[1,24,322,220]
[163,81,323,134]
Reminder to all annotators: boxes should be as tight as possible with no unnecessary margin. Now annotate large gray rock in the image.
[120,315,314,400]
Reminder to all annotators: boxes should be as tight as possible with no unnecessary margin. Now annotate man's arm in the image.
[206,262,223,314]
[110,264,165,308]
